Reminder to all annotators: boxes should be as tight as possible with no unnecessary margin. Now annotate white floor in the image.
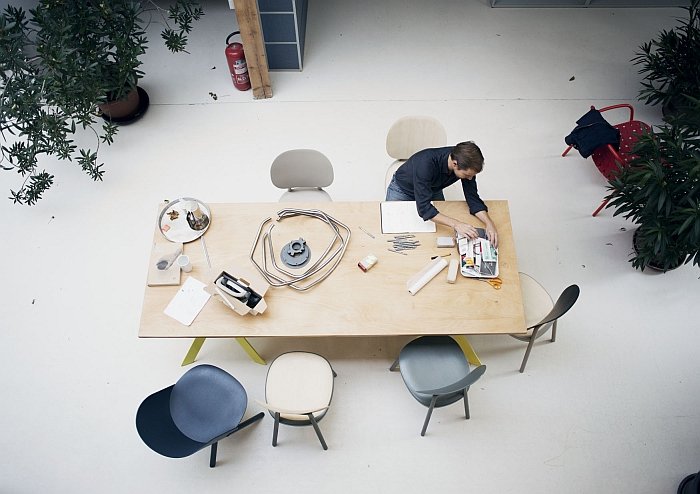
[2,0,699,492]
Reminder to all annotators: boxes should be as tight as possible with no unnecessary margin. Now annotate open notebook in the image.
[380,201,436,234]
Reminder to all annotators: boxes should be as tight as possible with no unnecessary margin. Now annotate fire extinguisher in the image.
[225,31,251,91]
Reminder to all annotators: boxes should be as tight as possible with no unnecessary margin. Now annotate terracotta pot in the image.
[99,87,140,120]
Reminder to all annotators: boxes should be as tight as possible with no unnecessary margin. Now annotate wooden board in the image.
[138,201,526,338]
[146,240,182,286]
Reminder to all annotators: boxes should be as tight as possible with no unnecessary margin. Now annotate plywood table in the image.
[138,201,526,365]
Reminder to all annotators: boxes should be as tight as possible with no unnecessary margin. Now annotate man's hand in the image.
[485,226,498,248]
[474,211,498,248]
[454,222,479,239]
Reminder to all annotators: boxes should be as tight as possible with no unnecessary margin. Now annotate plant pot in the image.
[632,228,684,272]
[99,86,149,124]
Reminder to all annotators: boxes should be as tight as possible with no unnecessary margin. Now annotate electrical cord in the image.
[249,208,351,291]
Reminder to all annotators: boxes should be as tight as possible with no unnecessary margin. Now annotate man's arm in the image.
[460,177,498,247]
[431,211,498,247]
[431,212,480,239]
[474,210,498,247]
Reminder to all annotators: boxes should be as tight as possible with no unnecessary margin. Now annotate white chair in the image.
[257,352,336,450]
[270,149,334,202]
[384,116,447,191]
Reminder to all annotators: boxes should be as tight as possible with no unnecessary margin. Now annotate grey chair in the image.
[512,273,581,373]
[257,352,336,450]
[391,336,487,437]
[270,149,334,202]
[136,364,264,467]
[385,116,447,191]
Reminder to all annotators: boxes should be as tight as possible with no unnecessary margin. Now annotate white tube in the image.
[407,257,448,295]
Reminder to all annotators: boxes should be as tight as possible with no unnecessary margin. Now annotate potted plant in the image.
[605,97,700,272]
[632,0,700,116]
[0,0,203,205]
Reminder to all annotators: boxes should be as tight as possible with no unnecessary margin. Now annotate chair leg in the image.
[209,442,218,468]
[519,326,541,373]
[235,411,265,432]
[307,413,328,450]
[421,396,438,437]
[389,358,399,371]
[551,320,558,342]
[592,197,609,217]
[272,412,280,447]
[463,389,470,420]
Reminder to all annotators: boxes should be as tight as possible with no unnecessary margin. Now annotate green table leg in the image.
[453,335,482,366]
[182,337,207,366]
[181,337,265,366]
[236,337,266,365]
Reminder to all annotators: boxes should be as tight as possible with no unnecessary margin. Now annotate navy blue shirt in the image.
[393,146,488,221]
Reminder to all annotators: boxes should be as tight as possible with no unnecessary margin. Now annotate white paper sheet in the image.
[163,277,211,326]
[380,201,436,234]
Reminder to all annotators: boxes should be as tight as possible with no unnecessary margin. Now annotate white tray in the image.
[158,197,211,243]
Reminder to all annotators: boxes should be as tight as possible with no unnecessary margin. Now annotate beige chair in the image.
[270,149,334,202]
[512,273,581,373]
[384,116,447,191]
[257,352,336,450]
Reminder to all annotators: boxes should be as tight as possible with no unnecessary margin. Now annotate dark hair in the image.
[450,141,484,172]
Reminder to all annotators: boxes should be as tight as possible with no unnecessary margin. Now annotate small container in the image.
[177,254,193,273]
[358,254,378,272]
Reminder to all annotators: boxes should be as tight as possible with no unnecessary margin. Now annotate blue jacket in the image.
[565,109,620,159]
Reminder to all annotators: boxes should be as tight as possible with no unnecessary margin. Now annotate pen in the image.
[359,226,375,239]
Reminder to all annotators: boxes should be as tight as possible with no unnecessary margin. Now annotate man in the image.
[385,141,498,247]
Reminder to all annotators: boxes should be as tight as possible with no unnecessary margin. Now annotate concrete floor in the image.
[1,0,699,492]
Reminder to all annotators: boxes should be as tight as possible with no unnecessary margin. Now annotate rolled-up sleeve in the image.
[462,178,487,215]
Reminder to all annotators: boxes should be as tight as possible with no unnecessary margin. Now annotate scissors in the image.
[478,277,503,289]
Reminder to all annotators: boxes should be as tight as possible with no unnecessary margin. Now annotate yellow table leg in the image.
[182,337,207,366]
[235,337,266,365]
[452,335,482,366]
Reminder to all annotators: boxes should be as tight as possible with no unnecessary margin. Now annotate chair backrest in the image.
[386,116,447,160]
[170,364,247,442]
[534,284,580,329]
[270,149,334,190]
[265,352,334,420]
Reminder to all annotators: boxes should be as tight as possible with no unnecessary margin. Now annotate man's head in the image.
[449,141,484,180]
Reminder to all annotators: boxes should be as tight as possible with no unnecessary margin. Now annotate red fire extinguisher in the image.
[225,31,251,91]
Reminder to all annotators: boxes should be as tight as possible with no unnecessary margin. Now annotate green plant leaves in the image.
[606,98,700,271]
[633,0,700,110]
[0,1,204,204]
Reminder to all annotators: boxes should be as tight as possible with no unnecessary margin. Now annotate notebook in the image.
[380,201,436,234]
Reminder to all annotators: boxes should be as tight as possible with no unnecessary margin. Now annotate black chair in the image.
[678,469,700,494]
[391,336,487,437]
[136,364,264,467]
[512,273,581,373]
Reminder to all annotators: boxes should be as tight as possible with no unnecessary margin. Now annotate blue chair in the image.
[136,364,264,467]
[391,336,486,437]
